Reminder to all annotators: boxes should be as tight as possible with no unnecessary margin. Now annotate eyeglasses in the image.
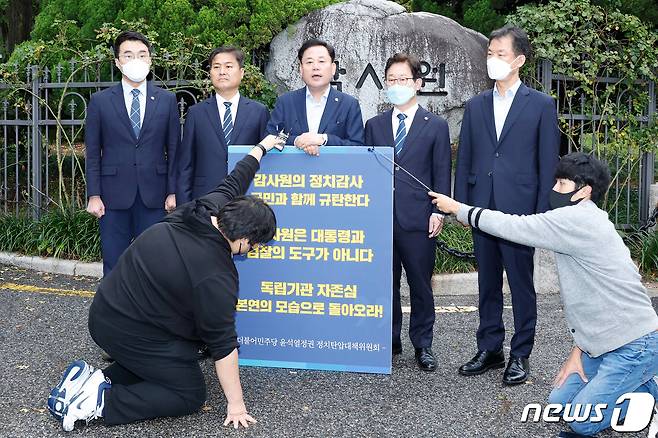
[385,77,415,86]
[119,52,150,61]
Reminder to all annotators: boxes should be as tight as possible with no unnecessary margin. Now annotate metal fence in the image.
[537,60,656,228]
[0,59,656,227]
[0,62,208,218]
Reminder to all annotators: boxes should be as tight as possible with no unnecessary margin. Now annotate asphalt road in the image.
[0,264,653,438]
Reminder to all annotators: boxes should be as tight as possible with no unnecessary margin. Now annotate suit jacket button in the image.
[487,171,492,177]
[395,166,400,171]
[495,152,500,157]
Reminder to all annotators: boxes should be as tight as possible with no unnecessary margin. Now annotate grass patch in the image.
[0,208,100,261]
[434,222,477,274]
[623,229,658,279]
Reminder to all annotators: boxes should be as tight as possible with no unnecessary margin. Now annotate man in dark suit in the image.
[85,31,179,276]
[266,38,364,155]
[454,25,559,385]
[177,46,270,204]
[365,53,451,371]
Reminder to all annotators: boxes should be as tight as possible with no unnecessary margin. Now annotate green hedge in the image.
[0,209,478,273]
[2,209,655,279]
[0,209,101,261]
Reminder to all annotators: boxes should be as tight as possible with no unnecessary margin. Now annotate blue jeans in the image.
[548,331,658,436]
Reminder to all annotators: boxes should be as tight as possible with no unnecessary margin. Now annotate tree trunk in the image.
[5,0,36,55]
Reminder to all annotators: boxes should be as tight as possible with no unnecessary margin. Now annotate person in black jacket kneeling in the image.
[47,135,283,432]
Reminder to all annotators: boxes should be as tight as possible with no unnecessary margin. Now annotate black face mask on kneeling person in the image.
[549,187,583,210]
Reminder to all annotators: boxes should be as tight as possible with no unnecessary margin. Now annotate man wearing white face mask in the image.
[365,53,451,371]
[454,25,559,385]
[85,31,180,276]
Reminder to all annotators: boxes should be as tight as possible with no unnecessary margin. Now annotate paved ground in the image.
[0,263,654,438]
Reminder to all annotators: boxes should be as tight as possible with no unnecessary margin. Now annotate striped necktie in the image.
[222,102,233,146]
[130,89,141,138]
[395,113,407,155]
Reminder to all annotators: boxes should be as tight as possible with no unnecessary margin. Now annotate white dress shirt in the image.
[216,91,240,126]
[392,102,443,219]
[121,80,147,127]
[305,86,330,134]
[493,79,521,141]
[392,103,419,136]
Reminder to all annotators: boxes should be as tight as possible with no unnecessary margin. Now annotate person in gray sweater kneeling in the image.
[430,152,658,437]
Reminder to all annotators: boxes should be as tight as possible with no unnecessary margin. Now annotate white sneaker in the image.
[61,369,111,432]
[648,405,658,438]
[47,360,95,421]
[647,377,658,438]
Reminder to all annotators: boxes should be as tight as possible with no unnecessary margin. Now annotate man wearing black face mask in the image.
[430,152,658,437]
[47,135,283,433]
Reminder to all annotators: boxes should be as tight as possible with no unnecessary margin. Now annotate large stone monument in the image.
[265,0,492,141]
[266,0,560,294]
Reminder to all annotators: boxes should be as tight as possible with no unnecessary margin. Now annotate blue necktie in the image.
[222,102,233,146]
[130,89,141,138]
[395,113,407,155]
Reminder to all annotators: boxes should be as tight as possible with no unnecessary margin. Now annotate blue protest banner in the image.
[228,146,393,374]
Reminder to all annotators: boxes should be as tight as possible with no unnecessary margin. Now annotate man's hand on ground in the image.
[223,401,257,429]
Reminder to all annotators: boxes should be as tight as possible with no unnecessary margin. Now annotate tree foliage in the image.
[511,0,658,212]
[462,0,506,34]
[4,0,339,108]
[411,0,658,35]
[29,0,339,55]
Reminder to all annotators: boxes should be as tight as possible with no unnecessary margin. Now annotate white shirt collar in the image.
[392,103,419,120]
[216,91,240,108]
[493,79,522,98]
[121,79,147,97]
[306,86,331,102]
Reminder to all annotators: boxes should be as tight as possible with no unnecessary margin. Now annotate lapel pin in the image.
[334,97,339,102]
[150,96,155,100]
[424,116,429,120]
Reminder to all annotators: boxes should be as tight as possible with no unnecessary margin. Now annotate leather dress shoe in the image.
[458,349,505,376]
[502,356,530,385]
[414,347,437,371]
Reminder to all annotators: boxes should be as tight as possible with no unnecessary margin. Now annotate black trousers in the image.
[88,307,206,426]
[99,189,165,276]
[392,216,437,349]
[472,196,537,358]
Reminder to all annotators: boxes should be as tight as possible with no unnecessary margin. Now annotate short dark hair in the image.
[113,31,152,59]
[384,53,422,80]
[297,38,335,63]
[554,152,611,203]
[217,195,277,245]
[208,46,245,69]
[489,25,532,58]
